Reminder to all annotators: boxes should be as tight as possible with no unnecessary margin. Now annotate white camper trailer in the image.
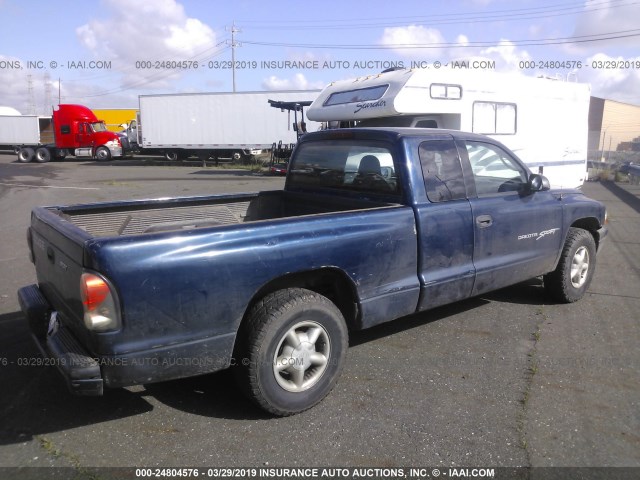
[307,69,591,189]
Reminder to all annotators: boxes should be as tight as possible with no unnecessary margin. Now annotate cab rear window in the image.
[288,140,399,196]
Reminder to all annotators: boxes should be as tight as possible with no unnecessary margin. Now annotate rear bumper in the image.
[18,284,103,396]
[17,284,236,394]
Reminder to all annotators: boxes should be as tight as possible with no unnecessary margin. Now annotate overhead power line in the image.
[241,29,640,50]
[74,46,231,99]
[238,0,638,30]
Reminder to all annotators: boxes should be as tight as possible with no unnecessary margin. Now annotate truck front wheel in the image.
[544,227,597,303]
[236,288,348,416]
[95,146,111,161]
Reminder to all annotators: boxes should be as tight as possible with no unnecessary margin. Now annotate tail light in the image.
[80,272,121,332]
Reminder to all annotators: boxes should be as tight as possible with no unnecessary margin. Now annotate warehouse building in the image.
[588,97,640,160]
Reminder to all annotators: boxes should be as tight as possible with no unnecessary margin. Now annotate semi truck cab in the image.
[52,105,122,160]
[15,104,122,163]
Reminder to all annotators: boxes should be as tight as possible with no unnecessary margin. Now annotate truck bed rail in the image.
[60,201,251,236]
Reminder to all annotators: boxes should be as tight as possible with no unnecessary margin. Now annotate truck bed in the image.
[52,190,400,238]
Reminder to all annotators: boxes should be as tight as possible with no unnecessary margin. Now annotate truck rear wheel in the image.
[164,151,179,161]
[235,288,348,416]
[544,227,596,303]
[35,147,51,163]
[18,147,35,163]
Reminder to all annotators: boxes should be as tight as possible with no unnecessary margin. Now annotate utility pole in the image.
[600,126,608,162]
[226,21,241,92]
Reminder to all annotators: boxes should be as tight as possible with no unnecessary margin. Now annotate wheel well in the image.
[243,269,360,331]
[570,217,601,249]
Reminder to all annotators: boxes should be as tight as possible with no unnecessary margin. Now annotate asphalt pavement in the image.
[0,153,638,475]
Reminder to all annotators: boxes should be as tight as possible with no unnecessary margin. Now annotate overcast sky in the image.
[1,0,639,113]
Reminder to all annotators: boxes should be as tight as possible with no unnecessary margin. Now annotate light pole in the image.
[600,126,609,162]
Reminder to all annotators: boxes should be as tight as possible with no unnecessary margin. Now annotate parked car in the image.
[269,162,289,175]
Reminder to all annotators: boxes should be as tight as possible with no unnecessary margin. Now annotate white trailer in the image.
[0,115,54,153]
[133,90,321,161]
[307,69,591,189]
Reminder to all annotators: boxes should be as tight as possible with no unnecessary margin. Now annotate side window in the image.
[465,141,528,196]
[419,139,466,203]
[60,125,71,134]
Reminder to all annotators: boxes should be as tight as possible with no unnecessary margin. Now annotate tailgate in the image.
[29,206,93,336]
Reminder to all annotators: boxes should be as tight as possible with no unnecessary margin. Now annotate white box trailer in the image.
[0,115,54,152]
[307,69,591,189]
[135,90,321,161]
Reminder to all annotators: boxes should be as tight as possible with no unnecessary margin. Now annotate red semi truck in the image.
[4,104,123,162]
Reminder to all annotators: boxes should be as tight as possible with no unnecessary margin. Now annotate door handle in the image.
[476,215,493,228]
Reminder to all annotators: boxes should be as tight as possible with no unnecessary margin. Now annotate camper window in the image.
[430,84,462,100]
[324,85,389,106]
[472,102,516,135]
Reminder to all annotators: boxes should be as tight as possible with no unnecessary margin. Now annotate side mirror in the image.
[528,173,550,192]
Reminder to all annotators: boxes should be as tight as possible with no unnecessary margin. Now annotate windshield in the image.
[288,140,399,195]
[91,122,108,132]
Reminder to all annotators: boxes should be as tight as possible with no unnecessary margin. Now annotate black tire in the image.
[164,150,179,161]
[17,147,35,163]
[235,288,348,416]
[35,147,51,163]
[95,146,111,161]
[544,227,597,303]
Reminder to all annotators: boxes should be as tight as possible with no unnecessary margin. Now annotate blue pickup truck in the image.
[18,128,608,415]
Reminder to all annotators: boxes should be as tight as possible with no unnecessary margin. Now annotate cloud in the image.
[379,25,447,59]
[378,25,532,72]
[76,0,217,89]
[261,73,325,91]
[580,53,640,104]
[0,56,31,112]
[480,40,532,71]
[571,0,640,51]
